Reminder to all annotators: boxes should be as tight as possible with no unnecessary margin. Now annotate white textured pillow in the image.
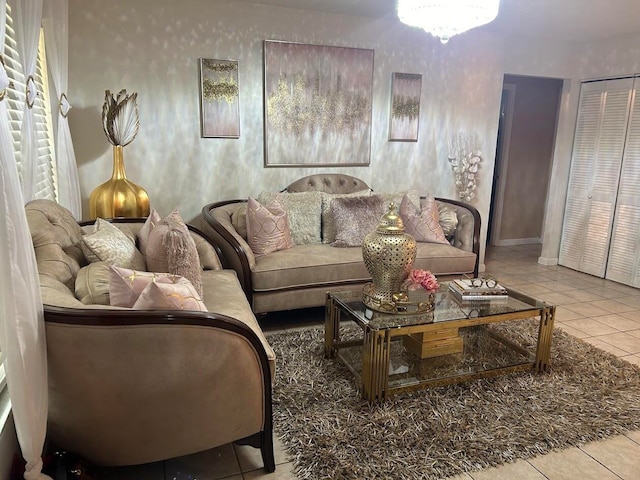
[321,190,372,244]
[258,191,323,245]
[81,218,145,270]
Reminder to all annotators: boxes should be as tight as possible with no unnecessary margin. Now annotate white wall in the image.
[69,0,505,268]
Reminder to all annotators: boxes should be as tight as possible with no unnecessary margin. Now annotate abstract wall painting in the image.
[389,72,422,142]
[199,58,240,138]
[263,40,374,167]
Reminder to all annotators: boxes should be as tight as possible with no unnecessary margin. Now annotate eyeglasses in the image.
[464,274,498,288]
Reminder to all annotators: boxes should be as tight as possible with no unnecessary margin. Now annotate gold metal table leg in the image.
[362,329,391,403]
[324,293,340,358]
[535,305,555,372]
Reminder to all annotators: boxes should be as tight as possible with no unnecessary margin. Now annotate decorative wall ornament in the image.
[199,58,240,138]
[25,75,37,108]
[0,55,8,101]
[448,132,482,203]
[389,72,422,142]
[263,40,374,167]
[58,93,70,118]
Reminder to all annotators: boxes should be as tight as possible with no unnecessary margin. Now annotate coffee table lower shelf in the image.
[325,289,555,403]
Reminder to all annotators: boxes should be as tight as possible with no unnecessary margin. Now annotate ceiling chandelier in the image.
[397,0,500,44]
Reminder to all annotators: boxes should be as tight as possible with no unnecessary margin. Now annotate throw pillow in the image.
[232,204,248,240]
[321,189,372,244]
[258,191,323,245]
[109,265,187,308]
[81,218,146,270]
[138,209,162,256]
[378,190,421,211]
[400,195,449,244]
[145,209,203,297]
[437,203,459,238]
[75,261,111,305]
[246,197,295,256]
[132,279,207,312]
[330,195,385,248]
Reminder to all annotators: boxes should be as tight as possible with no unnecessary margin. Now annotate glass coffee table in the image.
[324,283,555,403]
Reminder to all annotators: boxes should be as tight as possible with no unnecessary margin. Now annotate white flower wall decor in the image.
[447,132,482,203]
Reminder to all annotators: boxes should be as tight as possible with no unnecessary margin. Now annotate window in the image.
[3,2,57,201]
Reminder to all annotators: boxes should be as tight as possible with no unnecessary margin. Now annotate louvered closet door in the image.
[606,81,640,287]
[559,78,633,276]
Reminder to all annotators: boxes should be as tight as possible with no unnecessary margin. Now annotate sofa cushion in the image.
[137,209,162,256]
[81,218,146,270]
[246,197,295,256]
[75,261,111,305]
[109,266,189,308]
[258,191,323,245]
[231,203,248,239]
[146,209,203,297]
[320,190,372,244]
[437,203,459,238]
[132,280,207,312]
[330,195,385,247]
[400,195,449,244]
[250,243,476,293]
[378,190,420,211]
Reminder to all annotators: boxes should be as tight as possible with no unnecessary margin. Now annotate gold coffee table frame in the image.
[324,284,555,403]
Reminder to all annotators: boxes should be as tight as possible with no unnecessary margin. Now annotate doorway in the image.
[488,75,563,247]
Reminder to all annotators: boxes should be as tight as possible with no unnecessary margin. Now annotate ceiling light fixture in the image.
[397,0,500,44]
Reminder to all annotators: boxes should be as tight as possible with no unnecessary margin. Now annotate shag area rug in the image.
[267,320,640,480]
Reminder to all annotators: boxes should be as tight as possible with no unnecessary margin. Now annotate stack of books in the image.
[448,278,508,301]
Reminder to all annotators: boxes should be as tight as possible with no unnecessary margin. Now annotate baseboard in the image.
[493,237,541,247]
[538,257,558,266]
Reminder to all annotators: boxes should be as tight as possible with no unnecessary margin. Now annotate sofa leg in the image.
[261,431,276,473]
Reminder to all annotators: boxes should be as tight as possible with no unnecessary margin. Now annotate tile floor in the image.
[96,244,640,480]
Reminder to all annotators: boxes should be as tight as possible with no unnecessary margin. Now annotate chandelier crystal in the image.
[397,0,500,44]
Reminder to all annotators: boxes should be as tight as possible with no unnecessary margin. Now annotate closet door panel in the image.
[607,87,640,286]
[560,78,632,276]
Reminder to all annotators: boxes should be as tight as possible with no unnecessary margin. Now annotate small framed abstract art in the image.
[263,40,374,167]
[199,58,240,138]
[389,72,422,142]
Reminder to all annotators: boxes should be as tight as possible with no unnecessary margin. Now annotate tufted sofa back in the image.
[25,200,223,307]
[285,173,370,194]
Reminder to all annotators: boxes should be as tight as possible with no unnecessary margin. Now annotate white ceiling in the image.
[243,0,640,42]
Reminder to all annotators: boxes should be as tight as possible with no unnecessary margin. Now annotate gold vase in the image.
[89,145,150,219]
[362,203,417,312]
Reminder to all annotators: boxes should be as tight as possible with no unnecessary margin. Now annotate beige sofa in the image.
[25,199,275,471]
[201,174,480,314]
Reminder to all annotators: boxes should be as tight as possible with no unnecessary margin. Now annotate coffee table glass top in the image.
[331,282,547,330]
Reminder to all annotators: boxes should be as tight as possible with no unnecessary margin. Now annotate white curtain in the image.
[0,1,51,479]
[42,0,81,219]
[14,0,42,203]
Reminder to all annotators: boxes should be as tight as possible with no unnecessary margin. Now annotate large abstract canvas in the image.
[389,72,422,142]
[263,40,374,167]
[199,58,240,138]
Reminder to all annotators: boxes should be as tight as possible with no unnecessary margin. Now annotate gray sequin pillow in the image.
[330,195,385,248]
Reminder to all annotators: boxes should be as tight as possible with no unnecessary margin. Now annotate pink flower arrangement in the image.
[403,269,439,293]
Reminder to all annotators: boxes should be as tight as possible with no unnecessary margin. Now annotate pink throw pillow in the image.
[137,209,162,256]
[109,265,187,308]
[144,209,202,296]
[399,195,449,244]
[246,197,295,256]
[132,281,207,312]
